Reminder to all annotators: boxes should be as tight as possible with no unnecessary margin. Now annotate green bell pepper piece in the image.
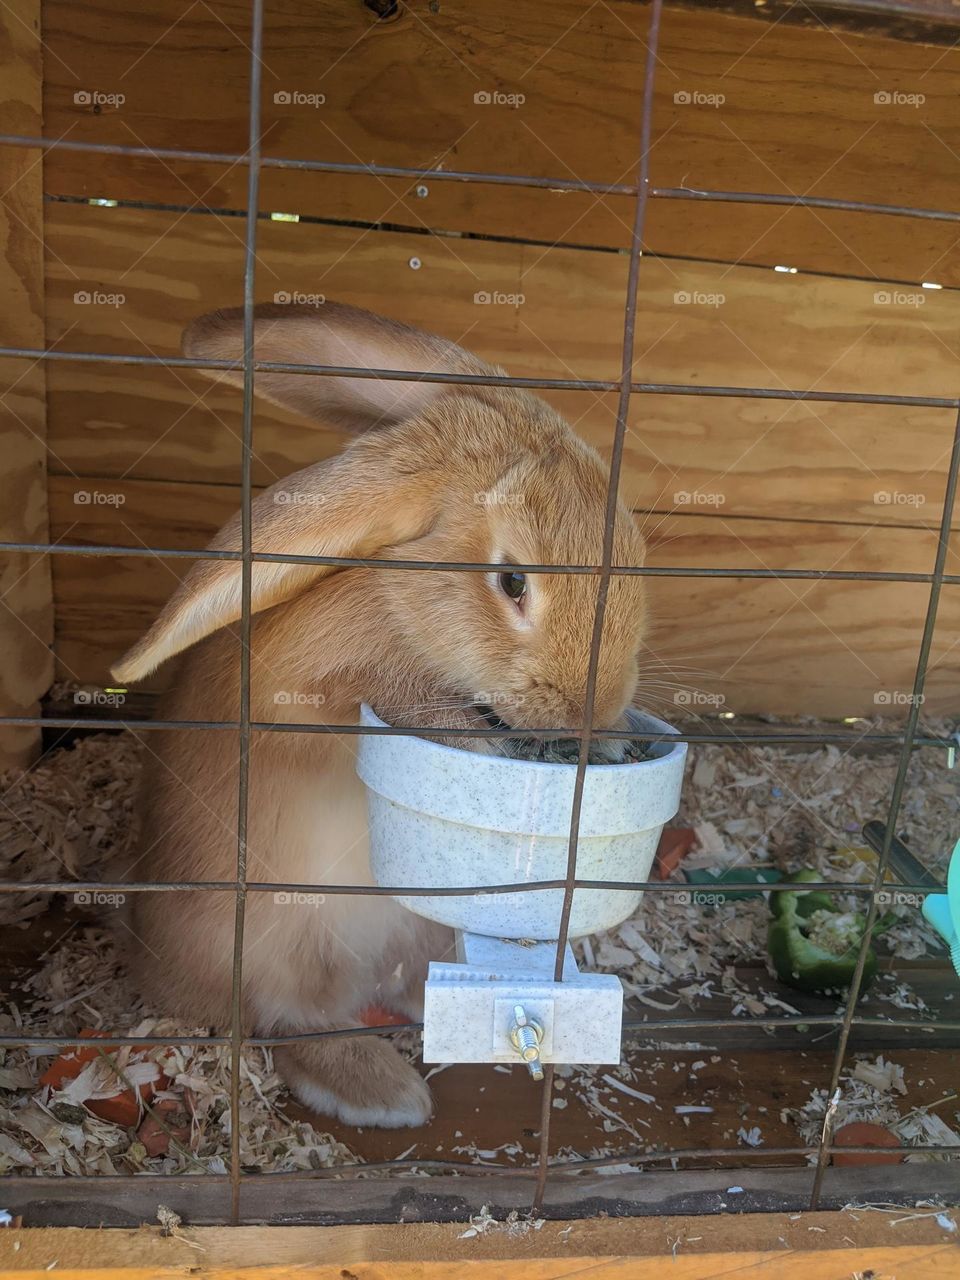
[768,868,877,994]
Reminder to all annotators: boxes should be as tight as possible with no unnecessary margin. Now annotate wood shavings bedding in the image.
[0,729,364,1176]
[0,925,356,1176]
[578,721,958,1013]
[0,713,956,1176]
[0,734,141,927]
[459,1205,545,1238]
[787,1054,960,1161]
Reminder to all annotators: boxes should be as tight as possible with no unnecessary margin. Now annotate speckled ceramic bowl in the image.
[356,704,687,940]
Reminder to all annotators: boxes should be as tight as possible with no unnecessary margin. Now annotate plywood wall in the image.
[34,0,960,718]
[0,0,53,770]
[39,0,960,283]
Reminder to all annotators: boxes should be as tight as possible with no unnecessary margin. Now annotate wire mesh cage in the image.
[0,0,959,1228]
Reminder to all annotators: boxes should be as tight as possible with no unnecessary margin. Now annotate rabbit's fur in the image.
[113,302,649,1127]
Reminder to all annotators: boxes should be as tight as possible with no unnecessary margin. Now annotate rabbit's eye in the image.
[499,570,527,603]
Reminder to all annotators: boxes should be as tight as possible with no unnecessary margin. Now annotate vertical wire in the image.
[228,0,264,1228]
[808,404,960,1210]
[531,0,665,1215]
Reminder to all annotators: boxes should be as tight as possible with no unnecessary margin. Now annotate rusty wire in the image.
[223,0,264,1223]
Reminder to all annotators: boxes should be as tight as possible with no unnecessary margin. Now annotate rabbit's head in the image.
[113,303,648,737]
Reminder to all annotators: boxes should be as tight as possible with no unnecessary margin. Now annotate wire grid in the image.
[0,0,958,1222]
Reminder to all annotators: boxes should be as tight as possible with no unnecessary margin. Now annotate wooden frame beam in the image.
[2,1210,958,1277]
[3,1164,960,1228]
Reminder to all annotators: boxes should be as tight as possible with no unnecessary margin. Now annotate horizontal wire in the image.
[0,133,637,195]
[2,1007,956,1050]
[2,132,959,225]
[233,1141,960,1173]
[0,344,622,389]
[1,541,957,584]
[625,1014,960,1033]
[6,1142,957,1184]
[545,1142,960,1166]
[4,713,953,750]
[651,185,960,223]
[1,344,958,408]
[1,878,940,896]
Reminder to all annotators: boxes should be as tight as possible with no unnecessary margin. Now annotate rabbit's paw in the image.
[275,1036,433,1128]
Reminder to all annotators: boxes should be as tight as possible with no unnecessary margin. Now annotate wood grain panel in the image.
[0,0,53,769]
[38,0,960,282]
[2,1217,959,1278]
[46,475,960,716]
[42,203,960,529]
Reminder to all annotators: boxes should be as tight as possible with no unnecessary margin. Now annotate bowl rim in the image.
[358,702,685,773]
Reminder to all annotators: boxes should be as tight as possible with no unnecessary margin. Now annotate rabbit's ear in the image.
[183,301,496,433]
[112,433,440,683]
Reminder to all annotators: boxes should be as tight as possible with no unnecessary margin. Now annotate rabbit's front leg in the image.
[274,1033,432,1128]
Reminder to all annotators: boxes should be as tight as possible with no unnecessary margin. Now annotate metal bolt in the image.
[510,1004,544,1081]
[514,1023,540,1060]
[408,256,422,270]
[415,183,429,199]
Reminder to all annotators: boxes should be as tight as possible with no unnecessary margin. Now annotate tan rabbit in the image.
[112,302,649,1127]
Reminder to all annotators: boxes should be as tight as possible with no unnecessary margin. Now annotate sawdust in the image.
[0,734,140,927]
[788,1054,960,1160]
[458,1205,545,1238]
[580,724,958,1015]
[0,923,356,1176]
[0,734,361,1176]
[0,716,956,1176]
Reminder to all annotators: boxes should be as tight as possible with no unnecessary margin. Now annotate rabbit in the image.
[111,301,650,1128]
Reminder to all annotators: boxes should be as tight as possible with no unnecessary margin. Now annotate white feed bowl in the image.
[355,704,687,940]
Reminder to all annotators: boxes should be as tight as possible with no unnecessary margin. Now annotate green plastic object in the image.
[922,837,960,979]
[682,866,782,901]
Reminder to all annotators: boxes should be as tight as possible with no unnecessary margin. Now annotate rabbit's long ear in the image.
[183,301,496,433]
[112,432,440,683]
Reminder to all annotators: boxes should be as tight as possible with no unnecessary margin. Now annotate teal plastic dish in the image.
[922,837,960,978]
